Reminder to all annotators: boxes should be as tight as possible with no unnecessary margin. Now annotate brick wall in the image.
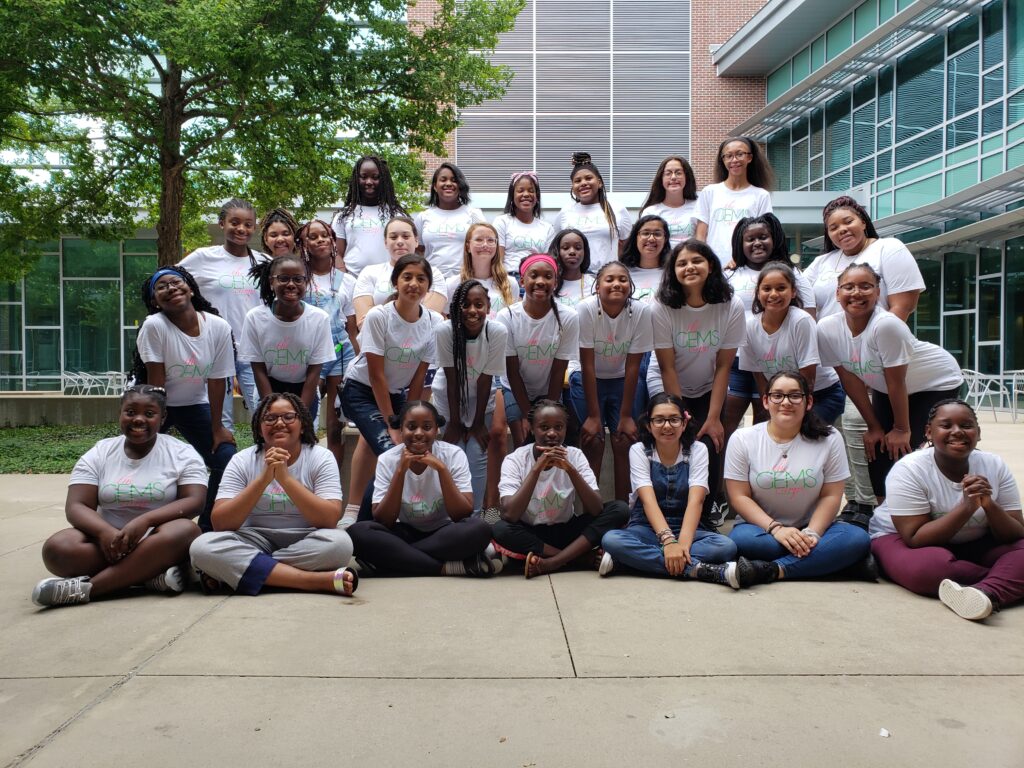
[690,2,769,188]
[408,0,456,179]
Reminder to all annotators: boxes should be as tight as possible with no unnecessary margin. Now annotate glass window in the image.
[809,109,824,156]
[948,14,980,54]
[944,251,977,311]
[767,64,791,101]
[877,121,892,152]
[982,102,1005,135]
[1,281,21,302]
[1005,237,1024,370]
[877,149,892,176]
[983,1,1004,71]
[912,258,942,344]
[124,254,158,328]
[984,66,1004,104]
[978,275,1002,342]
[0,304,21,351]
[978,344,1001,374]
[0,354,21,377]
[123,239,158,255]
[792,117,808,141]
[980,246,1002,274]
[944,314,975,369]
[811,36,825,72]
[768,130,791,190]
[879,0,896,22]
[1010,90,1024,123]
[26,378,61,392]
[896,129,942,169]
[810,155,823,182]
[792,139,809,188]
[947,46,980,118]
[25,254,60,326]
[877,67,893,121]
[947,113,980,149]
[853,76,875,109]
[63,240,119,278]
[853,159,875,185]
[63,281,121,373]
[826,169,851,191]
[793,48,811,84]
[1010,0,1024,91]
[896,38,944,143]
[855,0,877,41]
[827,15,853,61]
[853,104,876,160]
[26,328,60,376]
[825,94,851,172]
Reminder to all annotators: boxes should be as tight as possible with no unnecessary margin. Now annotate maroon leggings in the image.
[872,533,1024,607]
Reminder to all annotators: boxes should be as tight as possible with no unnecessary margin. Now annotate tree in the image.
[0,0,522,275]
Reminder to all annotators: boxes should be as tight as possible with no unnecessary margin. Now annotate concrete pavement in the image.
[2,414,1023,767]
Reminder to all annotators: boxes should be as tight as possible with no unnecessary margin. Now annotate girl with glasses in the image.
[189,393,357,597]
[639,156,699,248]
[446,222,519,318]
[240,255,335,413]
[724,371,871,585]
[494,171,554,276]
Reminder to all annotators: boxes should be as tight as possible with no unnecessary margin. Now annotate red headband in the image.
[519,252,558,275]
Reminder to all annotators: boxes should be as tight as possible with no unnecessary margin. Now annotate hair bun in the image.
[571,152,592,167]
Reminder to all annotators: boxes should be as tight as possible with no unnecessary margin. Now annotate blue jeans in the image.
[729,521,870,579]
[444,412,492,514]
[811,380,846,424]
[221,360,258,431]
[163,403,237,532]
[602,524,737,576]
[339,379,406,456]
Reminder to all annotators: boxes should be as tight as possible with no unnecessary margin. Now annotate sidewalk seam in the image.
[547,575,578,678]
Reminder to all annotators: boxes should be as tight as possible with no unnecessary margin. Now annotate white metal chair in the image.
[960,369,1010,421]
[1004,369,1024,423]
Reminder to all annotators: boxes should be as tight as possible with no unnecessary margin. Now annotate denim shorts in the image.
[567,371,624,435]
[339,379,406,456]
[727,357,758,399]
[321,342,355,379]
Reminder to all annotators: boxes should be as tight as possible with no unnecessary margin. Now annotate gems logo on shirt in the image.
[263,337,310,376]
[426,220,471,240]
[842,351,883,381]
[101,476,167,508]
[516,334,559,364]
[530,475,572,524]
[675,321,718,353]
[712,205,753,223]
[167,356,212,383]
[758,344,796,375]
[594,331,629,363]
[404,494,444,520]
[256,483,291,512]
[386,333,422,366]
[755,457,818,496]
[218,269,258,295]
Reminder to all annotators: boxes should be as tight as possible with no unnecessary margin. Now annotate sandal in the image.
[524,552,544,580]
[333,567,359,596]
[194,567,225,595]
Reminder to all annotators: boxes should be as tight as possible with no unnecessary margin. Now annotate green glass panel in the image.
[1008,140,1024,167]
[1010,90,1024,123]
[876,190,893,218]
[122,239,158,255]
[983,66,1004,103]
[876,121,892,151]
[1010,122,1024,143]
[0,303,21,351]
[853,104,875,161]
[896,157,943,184]
[25,378,60,392]
[1005,237,1024,370]
[26,328,60,376]
[1011,0,1024,90]
[810,154,823,182]
[983,1,1005,70]
[947,113,979,149]
[767,63,791,101]
[0,377,23,391]
[974,274,999,339]
[124,327,140,373]
[877,175,893,191]
[853,77,875,108]
[945,162,978,194]
[893,175,941,213]
[913,258,942,343]
[827,15,853,61]
[978,344,1002,374]
[897,0,914,9]
[879,0,895,22]
[0,354,21,376]
[63,240,119,278]
[981,152,1004,179]
[949,142,980,163]
[853,158,875,185]
[27,240,59,253]
[980,246,1002,274]
[895,129,942,170]
[792,116,808,141]
[809,109,824,156]
[944,251,977,311]
[947,46,980,118]
[0,281,21,302]
[982,135,1004,152]
[62,281,120,373]
[811,36,825,72]
[792,139,809,187]
[982,102,1004,136]
[825,170,851,191]
[767,130,791,190]
[854,0,877,41]
[896,37,944,143]
[877,149,892,175]
[944,314,975,369]
[877,66,893,120]
[825,94,852,172]
[948,14,980,54]
[24,255,60,326]
[792,48,811,84]
[124,254,158,328]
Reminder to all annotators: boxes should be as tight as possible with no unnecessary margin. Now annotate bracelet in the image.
[801,528,821,541]
[766,521,783,535]
[656,528,672,539]
[660,539,679,551]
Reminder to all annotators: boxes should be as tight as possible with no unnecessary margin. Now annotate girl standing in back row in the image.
[556,153,633,271]
[415,162,486,279]
[493,171,554,277]
[332,155,408,277]
[640,156,699,248]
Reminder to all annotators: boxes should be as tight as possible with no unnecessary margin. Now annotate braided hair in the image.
[448,280,491,413]
[926,398,978,425]
[297,218,337,289]
[250,254,307,307]
[730,213,791,270]
[570,152,618,245]
[251,392,317,452]
[822,195,880,253]
[338,155,407,224]
[526,398,570,431]
[260,207,299,255]
[120,384,168,415]
[218,198,259,268]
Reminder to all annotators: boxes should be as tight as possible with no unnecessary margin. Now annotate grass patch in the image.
[0,423,255,474]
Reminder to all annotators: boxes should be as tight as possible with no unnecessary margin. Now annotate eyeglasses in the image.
[273,275,307,285]
[638,230,666,239]
[721,151,752,161]
[663,169,687,178]
[766,392,806,404]
[837,282,877,293]
[262,412,299,424]
[154,278,187,294]
[650,416,684,427]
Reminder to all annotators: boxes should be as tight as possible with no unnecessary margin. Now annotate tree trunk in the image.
[156,62,185,266]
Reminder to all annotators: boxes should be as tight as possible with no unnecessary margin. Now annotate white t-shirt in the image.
[816,307,962,394]
[353,261,448,308]
[693,183,772,264]
[554,273,597,311]
[496,303,580,401]
[640,201,698,247]
[331,205,392,277]
[346,303,441,392]
[372,441,474,532]
[432,319,508,427]
[803,238,925,320]
[630,267,663,306]
[70,434,208,529]
[444,274,520,319]
[499,444,598,526]
[493,214,555,274]
[305,270,356,349]
[556,200,634,270]
[136,312,236,407]
[414,206,487,278]
[570,295,654,379]
[870,448,1021,542]
[726,265,815,314]
[739,310,839,391]
[217,444,342,529]
[628,440,710,511]
[238,305,336,383]
[177,245,269,337]
[724,423,849,528]
[651,296,746,398]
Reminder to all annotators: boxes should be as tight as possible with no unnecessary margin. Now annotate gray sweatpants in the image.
[839,397,876,507]
[190,527,353,596]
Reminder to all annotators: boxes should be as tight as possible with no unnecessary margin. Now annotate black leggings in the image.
[681,390,721,524]
[491,500,629,556]
[868,386,961,496]
[347,518,492,576]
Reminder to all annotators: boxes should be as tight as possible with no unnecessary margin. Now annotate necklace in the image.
[767,425,798,459]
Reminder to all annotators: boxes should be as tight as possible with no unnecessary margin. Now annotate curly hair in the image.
[260,207,299,255]
[657,239,734,309]
[822,196,879,253]
[251,392,317,452]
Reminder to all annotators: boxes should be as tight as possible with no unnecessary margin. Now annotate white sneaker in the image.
[598,551,615,577]
[32,576,92,607]
[145,565,186,593]
[938,579,993,621]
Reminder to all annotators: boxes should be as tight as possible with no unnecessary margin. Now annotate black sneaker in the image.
[739,557,779,587]
[462,554,496,578]
[840,551,879,582]
[837,502,873,531]
[691,561,741,589]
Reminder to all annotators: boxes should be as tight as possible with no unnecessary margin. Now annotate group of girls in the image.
[30,143,1024,623]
